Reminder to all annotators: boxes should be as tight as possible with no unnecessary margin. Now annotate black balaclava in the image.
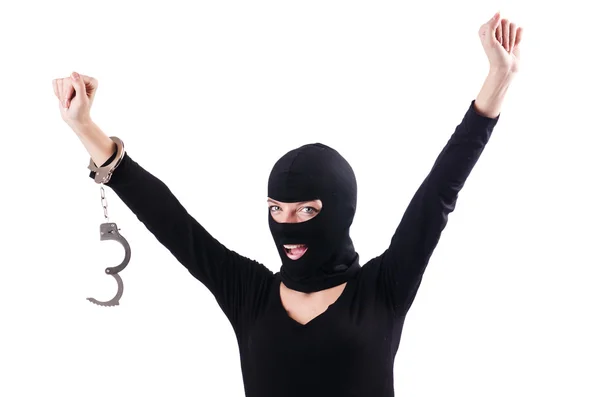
[268,143,360,293]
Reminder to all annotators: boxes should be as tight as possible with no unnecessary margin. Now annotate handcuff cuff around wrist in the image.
[86,136,131,307]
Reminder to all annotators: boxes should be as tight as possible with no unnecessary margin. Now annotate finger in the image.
[514,26,524,48]
[57,78,65,108]
[495,21,502,46]
[81,75,98,99]
[62,77,75,109]
[509,23,517,53]
[80,74,97,86]
[52,79,59,98]
[502,19,510,52]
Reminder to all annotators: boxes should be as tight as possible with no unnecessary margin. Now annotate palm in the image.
[494,42,520,73]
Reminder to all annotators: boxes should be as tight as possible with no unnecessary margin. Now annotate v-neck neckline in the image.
[275,274,354,328]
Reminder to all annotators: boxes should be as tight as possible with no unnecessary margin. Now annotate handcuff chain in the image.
[100,184,109,222]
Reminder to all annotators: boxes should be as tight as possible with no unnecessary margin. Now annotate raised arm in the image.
[380,13,523,315]
[53,73,273,329]
[89,140,273,328]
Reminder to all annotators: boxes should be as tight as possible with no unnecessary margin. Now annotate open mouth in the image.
[283,244,308,260]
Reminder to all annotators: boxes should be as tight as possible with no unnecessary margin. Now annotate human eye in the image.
[301,206,318,214]
[269,205,281,212]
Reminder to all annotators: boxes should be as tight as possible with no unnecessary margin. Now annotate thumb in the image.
[70,71,88,102]
[487,12,501,32]
[484,12,502,47]
[488,11,501,24]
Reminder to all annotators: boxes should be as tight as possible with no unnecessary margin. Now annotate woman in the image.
[52,12,523,397]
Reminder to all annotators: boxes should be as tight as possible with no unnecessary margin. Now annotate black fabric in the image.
[88,149,117,178]
[268,143,360,292]
[89,100,499,397]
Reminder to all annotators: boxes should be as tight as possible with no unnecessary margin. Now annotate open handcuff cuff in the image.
[86,136,131,307]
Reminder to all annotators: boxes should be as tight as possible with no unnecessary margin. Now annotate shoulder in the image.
[357,254,385,279]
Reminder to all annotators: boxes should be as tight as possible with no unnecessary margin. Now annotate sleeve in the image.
[380,100,500,316]
[89,150,274,329]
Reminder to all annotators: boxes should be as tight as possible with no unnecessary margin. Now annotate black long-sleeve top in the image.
[91,100,499,396]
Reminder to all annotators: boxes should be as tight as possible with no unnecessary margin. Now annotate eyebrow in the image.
[267,199,319,205]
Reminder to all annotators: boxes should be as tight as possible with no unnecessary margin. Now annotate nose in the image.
[282,212,299,223]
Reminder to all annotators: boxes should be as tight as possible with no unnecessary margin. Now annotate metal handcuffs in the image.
[86,136,131,307]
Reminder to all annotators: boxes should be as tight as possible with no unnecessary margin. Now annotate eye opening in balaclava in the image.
[268,198,323,223]
[267,143,360,293]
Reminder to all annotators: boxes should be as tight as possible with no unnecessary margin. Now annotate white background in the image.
[1,0,598,396]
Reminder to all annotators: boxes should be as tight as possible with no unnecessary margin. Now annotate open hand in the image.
[52,72,98,127]
[479,12,523,73]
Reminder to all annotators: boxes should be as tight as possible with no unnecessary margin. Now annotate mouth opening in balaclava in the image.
[283,244,308,260]
[268,143,360,293]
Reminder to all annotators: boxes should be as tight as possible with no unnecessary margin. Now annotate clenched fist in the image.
[479,12,523,73]
[52,72,98,127]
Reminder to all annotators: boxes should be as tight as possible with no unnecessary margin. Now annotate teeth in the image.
[283,244,305,249]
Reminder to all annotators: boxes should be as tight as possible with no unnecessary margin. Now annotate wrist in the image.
[487,66,516,83]
[474,70,514,119]
[68,117,95,135]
